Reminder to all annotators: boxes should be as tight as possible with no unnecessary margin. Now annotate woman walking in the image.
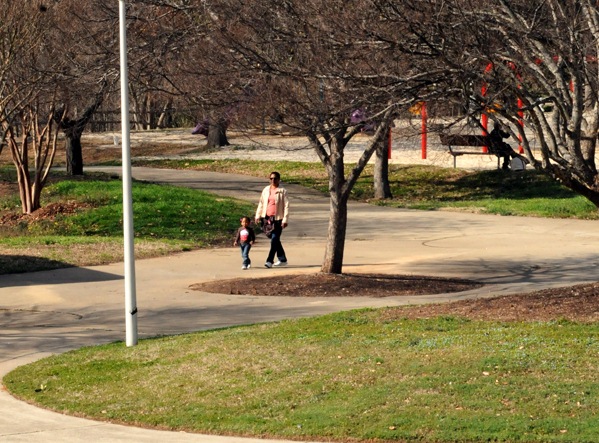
[255,171,290,268]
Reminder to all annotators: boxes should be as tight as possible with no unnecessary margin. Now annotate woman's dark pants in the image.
[266,220,287,263]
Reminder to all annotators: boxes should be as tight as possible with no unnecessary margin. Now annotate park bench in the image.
[439,133,500,169]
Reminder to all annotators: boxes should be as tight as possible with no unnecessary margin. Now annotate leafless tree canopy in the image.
[132,0,599,271]
[192,0,438,272]
[373,0,599,204]
[0,1,67,213]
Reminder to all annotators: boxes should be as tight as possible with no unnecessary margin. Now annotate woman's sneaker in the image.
[273,260,287,267]
[264,262,273,268]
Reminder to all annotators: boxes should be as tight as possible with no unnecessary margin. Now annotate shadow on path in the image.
[0,264,121,289]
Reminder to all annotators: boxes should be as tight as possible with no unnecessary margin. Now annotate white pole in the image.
[119,0,138,346]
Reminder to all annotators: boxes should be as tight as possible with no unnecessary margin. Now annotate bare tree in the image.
[161,5,244,148]
[125,2,191,131]
[51,0,196,172]
[0,1,66,213]
[375,0,599,207]
[5,105,64,214]
[56,85,107,176]
[197,0,439,273]
[0,1,38,139]
[31,0,120,176]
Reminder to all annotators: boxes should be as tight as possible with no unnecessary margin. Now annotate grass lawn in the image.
[131,159,599,219]
[5,309,598,442]
[0,169,255,274]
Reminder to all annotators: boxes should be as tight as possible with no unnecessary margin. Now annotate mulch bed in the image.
[190,272,482,297]
[191,273,599,323]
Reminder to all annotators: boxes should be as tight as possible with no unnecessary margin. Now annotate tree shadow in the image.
[0,255,121,288]
[450,169,580,201]
[0,255,74,276]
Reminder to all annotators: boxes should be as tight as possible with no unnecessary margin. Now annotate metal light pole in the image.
[119,0,138,346]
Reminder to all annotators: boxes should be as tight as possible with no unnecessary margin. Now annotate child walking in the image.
[234,216,256,270]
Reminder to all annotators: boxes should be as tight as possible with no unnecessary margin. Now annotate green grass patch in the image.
[45,179,246,242]
[131,159,599,219]
[5,309,598,442]
[0,172,255,273]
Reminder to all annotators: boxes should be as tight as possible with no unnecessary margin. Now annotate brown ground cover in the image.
[191,273,482,298]
[192,274,599,323]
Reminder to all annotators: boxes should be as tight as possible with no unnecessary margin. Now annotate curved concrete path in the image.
[2,167,599,442]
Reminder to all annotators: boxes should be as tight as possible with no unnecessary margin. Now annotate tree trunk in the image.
[321,188,349,274]
[374,135,392,199]
[321,147,349,274]
[206,121,230,148]
[56,82,106,176]
[130,90,144,131]
[552,166,599,207]
[156,100,172,128]
[0,130,5,157]
[14,163,33,214]
[313,113,395,274]
[145,94,152,130]
[65,130,84,175]
[8,109,59,214]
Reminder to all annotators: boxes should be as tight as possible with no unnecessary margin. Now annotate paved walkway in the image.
[2,167,599,442]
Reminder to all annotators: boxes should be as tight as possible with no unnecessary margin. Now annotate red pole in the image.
[421,101,427,159]
[481,113,489,153]
[517,97,524,153]
[387,127,392,160]
[481,63,493,153]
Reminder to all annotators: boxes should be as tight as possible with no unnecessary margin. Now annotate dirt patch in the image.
[0,181,17,196]
[191,273,483,297]
[192,274,599,323]
[0,201,92,227]
[77,143,203,165]
[386,281,599,322]
[0,133,202,168]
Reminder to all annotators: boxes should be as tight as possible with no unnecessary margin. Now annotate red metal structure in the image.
[482,61,525,153]
[421,102,428,159]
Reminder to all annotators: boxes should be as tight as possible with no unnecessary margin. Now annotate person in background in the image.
[255,171,289,268]
[488,122,528,170]
[234,216,255,270]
